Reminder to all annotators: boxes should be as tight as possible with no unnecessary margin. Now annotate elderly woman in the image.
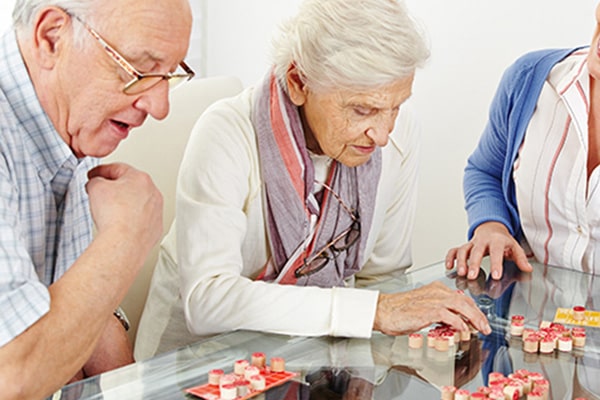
[135,0,491,360]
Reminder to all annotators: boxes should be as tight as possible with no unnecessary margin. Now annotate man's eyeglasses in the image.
[295,183,361,278]
[70,13,195,95]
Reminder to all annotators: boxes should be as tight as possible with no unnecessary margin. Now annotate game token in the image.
[522,328,536,340]
[511,315,525,323]
[250,374,266,390]
[427,330,438,347]
[573,306,586,321]
[408,333,423,349]
[558,336,573,352]
[572,332,586,347]
[220,383,237,400]
[539,320,552,329]
[488,389,504,400]
[251,352,266,368]
[208,369,224,386]
[236,380,250,397]
[434,336,450,352]
[523,336,539,353]
[455,389,470,400]
[533,379,549,394]
[270,357,285,372]
[220,373,237,387]
[441,385,456,400]
[539,337,555,354]
[244,365,260,380]
[234,359,249,375]
[488,372,504,385]
[510,321,525,336]
[503,384,521,400]
[527,388,545,400]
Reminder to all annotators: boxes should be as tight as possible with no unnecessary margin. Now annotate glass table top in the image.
[53,260,600,400]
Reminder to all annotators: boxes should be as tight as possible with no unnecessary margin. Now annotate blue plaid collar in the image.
[0,29,78,181]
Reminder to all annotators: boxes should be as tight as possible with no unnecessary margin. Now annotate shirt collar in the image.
[554,48,590,99]
[0,29,77,181]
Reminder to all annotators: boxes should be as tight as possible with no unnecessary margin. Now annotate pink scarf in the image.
[252,72,382,287]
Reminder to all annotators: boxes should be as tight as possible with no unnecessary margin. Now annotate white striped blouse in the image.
[514,49,599,274]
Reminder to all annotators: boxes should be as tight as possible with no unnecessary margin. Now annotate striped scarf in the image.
[252,72,381,288]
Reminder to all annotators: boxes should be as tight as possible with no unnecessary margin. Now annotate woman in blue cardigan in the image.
[446,6,600,280]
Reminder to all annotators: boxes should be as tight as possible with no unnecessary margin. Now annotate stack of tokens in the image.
[438,369,553,400]
[411,323,475,352]
[509,315,586,354]
[209,354,288,399]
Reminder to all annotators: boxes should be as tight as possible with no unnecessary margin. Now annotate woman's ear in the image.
[286,63,308,106]
[33,7,71,69]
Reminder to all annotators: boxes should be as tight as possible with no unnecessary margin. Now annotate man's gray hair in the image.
[12,0,92,39]
[271,0,430,93]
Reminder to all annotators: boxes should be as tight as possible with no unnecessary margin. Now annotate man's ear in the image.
[33,7,71,69]
[286,63,308,106]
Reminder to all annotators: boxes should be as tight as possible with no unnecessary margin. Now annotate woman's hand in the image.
[373,281,491,336]
[445,221,532,280]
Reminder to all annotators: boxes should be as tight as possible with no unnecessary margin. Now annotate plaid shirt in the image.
[0,30,98,347]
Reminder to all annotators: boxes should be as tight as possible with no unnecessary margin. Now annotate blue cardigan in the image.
[464,47,584,240]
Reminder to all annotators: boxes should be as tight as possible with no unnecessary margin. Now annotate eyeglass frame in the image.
[69,12,195,94]
[294,182,361,278]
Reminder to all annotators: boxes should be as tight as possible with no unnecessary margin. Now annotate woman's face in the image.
[287,68,414,167]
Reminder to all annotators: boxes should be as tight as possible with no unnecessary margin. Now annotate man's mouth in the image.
[111,120,130,130]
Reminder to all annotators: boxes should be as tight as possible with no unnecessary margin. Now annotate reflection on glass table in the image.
[53,259,600,400]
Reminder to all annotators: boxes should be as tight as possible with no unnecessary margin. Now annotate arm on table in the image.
[0,163,162,400]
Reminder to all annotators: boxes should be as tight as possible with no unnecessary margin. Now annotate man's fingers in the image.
[87,163,130,181]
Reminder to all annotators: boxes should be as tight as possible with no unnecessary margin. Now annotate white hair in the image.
[12,0,94,43]
[271,0,430,93]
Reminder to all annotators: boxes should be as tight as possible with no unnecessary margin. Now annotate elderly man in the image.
[0,0,193,398]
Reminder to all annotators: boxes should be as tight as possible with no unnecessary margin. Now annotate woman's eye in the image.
[354,107,372,116]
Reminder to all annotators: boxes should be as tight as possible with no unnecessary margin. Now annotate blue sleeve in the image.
[463,63,520,240]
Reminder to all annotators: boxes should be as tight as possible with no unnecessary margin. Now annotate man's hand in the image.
[373,281,491,336]
[87,163,163,260]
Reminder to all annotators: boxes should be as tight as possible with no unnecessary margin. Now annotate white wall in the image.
[0,1,15,32]
[204,0,598,268]
[2,1,597,268]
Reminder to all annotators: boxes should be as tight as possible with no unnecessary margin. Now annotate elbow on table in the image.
[183,275,246,336]
[183,294,231,337]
